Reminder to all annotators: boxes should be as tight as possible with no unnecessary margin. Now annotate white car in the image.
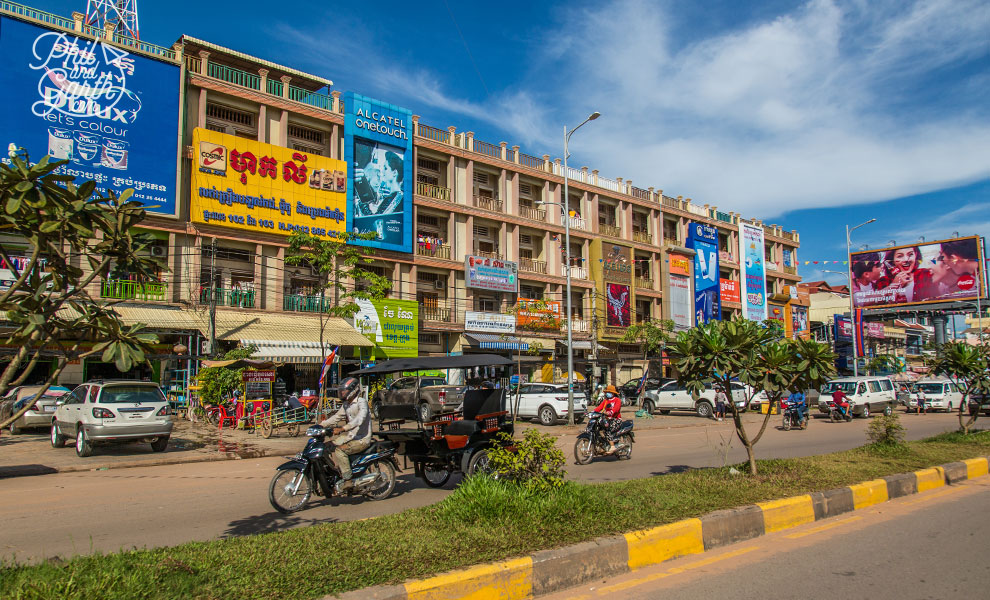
[51,380,174,457]
[817,376,896,418]
[513,383,587,425]
[912,378,964,412]
[641,381,749,418]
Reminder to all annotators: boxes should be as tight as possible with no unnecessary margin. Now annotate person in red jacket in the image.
[832,388,850,418]
[594,385,623,453]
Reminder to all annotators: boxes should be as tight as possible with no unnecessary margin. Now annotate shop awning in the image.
[463,333,529,351]
[517,337,556,352]
[241,340,327,364]
[556,339,610,351]
[108,305,204,331]
[211,310,371,347]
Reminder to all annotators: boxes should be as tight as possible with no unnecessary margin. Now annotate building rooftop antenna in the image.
[85,0,139,39]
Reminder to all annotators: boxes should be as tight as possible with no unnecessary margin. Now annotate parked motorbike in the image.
[574,411,634,464]
[827,400,852,422]
[268,425,399,514]
[781,400,808,430]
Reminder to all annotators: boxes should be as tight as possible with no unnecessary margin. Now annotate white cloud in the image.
[889,202,990,242]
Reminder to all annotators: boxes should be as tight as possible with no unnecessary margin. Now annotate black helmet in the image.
[339,377,361,403]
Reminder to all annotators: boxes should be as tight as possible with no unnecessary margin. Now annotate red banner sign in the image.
[720,278,741,303]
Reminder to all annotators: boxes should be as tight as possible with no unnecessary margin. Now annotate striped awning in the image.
[463,333,529,351]
[241,340,327,364]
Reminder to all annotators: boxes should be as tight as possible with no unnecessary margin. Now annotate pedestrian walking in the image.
[714,385,728,421]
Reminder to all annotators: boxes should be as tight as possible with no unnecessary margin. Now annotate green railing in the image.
[283,294,332,313]
[1,1,73,30]
[266,78,284,96]
[287,85,334,111]
[207,62,260,90]
[200,287,256,308]
[101,279,169,302]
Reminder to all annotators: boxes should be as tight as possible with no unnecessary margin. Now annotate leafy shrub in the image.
[487,429,567,494]
[867,412,905,446]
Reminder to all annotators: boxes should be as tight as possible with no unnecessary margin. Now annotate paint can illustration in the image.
[47,127,73,160]
[73,131,101,165]
[100,138,129,170]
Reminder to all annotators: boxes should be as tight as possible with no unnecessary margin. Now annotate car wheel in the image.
[9,420,20,435]
[642,399,655,414]
[574,415,585,424]
[861,405,870,419]
[418,403,432,423]
[466,449,492,477]
[538,405,558,426]
[75,427,93,458]
[50,421,67,448]
[150,436,169,452]
[696,402,713,419]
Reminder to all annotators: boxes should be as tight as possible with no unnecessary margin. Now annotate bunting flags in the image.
[802,260,849,265]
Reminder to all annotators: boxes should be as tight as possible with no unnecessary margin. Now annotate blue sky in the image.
[34,0,990,286]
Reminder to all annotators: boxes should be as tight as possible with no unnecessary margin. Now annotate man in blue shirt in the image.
[789,390,807,424]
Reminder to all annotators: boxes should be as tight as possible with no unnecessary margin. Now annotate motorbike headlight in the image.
[305,425,324,437]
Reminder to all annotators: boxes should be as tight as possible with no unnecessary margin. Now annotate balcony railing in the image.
[101,279,168,302]
[561,264,588,280]
[420,303,452,322]
[519,153,544,169]
[473,139,501,159]
[287,85,334,111]
[473,195,504,212]
[783,265,798,275]
[473,249,503,260]
[599,223,621,238]
[519,205,547,221]
[416,181,452,202]
[200,287,256,308]
[416,123,451,144]
[663,236,681,246]
[635,277,654,290]
[568,216,587,231]
[519,258,547,274]
[719,251,737,263]
[207,62,260,90]
[632,230,653,244]
[283,294,332,313]
[563,318,591,334]
[416,243,451,260]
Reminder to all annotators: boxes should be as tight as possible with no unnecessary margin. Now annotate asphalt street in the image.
[0,411,966,563]
[542,475,990,600]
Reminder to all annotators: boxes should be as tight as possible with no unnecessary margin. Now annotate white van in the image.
[912,378,964,413]
[817,376,896,418]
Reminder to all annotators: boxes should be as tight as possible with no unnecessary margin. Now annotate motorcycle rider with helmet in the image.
[320,377,372,491]
[832,388,850,419]
[594,385,623,453]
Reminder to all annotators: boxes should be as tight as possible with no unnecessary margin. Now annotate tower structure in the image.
[85,0,139,39]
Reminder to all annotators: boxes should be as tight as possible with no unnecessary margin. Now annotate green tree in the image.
[284,231,392,358]
[866,354,900,376]
[927,342,990,435]
[0,152,160,432]
[668,317,836,475]
[194,345,258,408]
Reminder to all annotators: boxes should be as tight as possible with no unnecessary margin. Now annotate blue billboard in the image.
[344,92,413,253]
[688,222,721,324]
[0,16,180,215]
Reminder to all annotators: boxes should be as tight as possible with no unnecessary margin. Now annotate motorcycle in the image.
[781,400,808,430]
[574,411,634,464]
[268,425,399,514]
[827,400,852,422]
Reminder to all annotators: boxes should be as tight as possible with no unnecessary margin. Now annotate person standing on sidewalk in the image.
[714,385,728,421]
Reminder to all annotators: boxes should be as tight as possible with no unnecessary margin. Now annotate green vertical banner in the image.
[353,298,419,358]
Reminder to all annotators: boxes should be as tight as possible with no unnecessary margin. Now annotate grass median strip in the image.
[3,430,990,600]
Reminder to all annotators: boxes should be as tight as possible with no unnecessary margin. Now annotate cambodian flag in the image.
[319,346,339,391]
[635,370,649,395]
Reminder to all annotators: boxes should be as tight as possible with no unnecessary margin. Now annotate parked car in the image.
[512,383,587,425]
[5,387,71,434]
[641,381,748,418]
[50,380,174,457]
[816,376,896,418]
[911,378,964,413]
[617,378,664,405]
[748,388,818,413]
[372,376,467,422]
[967,390,990,416]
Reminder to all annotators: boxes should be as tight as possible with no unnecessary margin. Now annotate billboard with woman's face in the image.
[850,236,984,309]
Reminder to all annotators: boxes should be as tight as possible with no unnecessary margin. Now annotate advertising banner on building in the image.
[669,274,693,330]
[835,315,852,341]
[353,298,418,357]
[688,222,721,323]
[516,299,561,331]
[344,92,413,253]
[465,255,518,293]
[190,128,347,238]
[792,305,809,339]
[605,283,631,327]
[720,278,741,303]
[739,222,768,321]
[465,311,515,334]
[866,322,885,339]
[670,255,691,276]
[591,240,635,336]
[0,16,180,215]
[850,236,985,309]
[600,242,633,284]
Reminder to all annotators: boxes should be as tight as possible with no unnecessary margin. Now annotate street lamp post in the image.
[846,219,876,376]
[538,111,600,426]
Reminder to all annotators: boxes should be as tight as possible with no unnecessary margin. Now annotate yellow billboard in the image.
[190,128,348,239]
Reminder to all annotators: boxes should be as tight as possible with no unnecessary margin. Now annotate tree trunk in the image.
[723,378,760,476]
[958,397,978,435]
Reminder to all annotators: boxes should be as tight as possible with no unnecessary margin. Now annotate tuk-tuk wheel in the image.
[287,423,300,437]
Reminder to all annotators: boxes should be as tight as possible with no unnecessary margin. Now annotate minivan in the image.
[817,376,896,418]
[912,378,964,413]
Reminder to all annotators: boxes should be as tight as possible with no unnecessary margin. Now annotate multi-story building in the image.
[0,3,803,390]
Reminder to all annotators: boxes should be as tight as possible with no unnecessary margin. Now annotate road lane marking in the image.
[594,546,759,595]
[902,486,961,506]
[784,516,862,539]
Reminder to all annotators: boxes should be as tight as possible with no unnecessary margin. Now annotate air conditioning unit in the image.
[150,246,167,258]
[434,280,445,290]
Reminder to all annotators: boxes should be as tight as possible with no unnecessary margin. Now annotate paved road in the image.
[0,411,964,562]
[542,475,990,600]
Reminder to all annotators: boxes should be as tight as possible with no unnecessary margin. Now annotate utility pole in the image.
[207,237,217,357]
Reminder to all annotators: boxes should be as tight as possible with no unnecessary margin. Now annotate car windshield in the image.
[98,386,165,404]
[821,381,857,394]
[916,383,944,394]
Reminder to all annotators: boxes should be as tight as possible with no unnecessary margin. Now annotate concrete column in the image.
[465,214,475,258]
[332,90,342,114]
[465,160,474,207]
[280,76,291,99]
[191,236,204,303]
[500,141,507,161]
[447,156,456,200]
[274,246,285,311]
[167,232,179,302]
[278,110,288,147]
[510,171,520,216]
[72,11,84,32]
[198,51,210,75]
[257,105,267,143]
[542,154,551,173]
[590,193,600,233]
[509,224,520,262]
[448,126,457,148]
[933,315,947,345]
[254,244,264,309]
[465,131,474,152]
[197,88,207,128]
[258,68,269,93]
[512,145,520,165]
[622,202,633,238]
[330,123,339,159]
[498,168,507,208]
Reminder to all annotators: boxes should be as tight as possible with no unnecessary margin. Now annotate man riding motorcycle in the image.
[831,388,850,418]
[788,390,807,424]
[320,377,371,491]
[593,385,623,453]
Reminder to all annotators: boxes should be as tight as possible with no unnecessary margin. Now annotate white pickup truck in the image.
[641,381,749,418]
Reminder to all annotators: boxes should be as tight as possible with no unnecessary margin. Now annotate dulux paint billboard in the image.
[0,16,180,215]
[688,222,720,324]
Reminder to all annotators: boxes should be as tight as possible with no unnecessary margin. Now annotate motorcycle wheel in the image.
[466,449,494,477]
[800,417,808,430]
[574,438,594,465]
[269,467,312,514]
[422,463,453,488]
[616,434,633,460]
[363,461,396,500]
[782,415,792,431]
[830,411,839,423]
[206,411,220,427]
